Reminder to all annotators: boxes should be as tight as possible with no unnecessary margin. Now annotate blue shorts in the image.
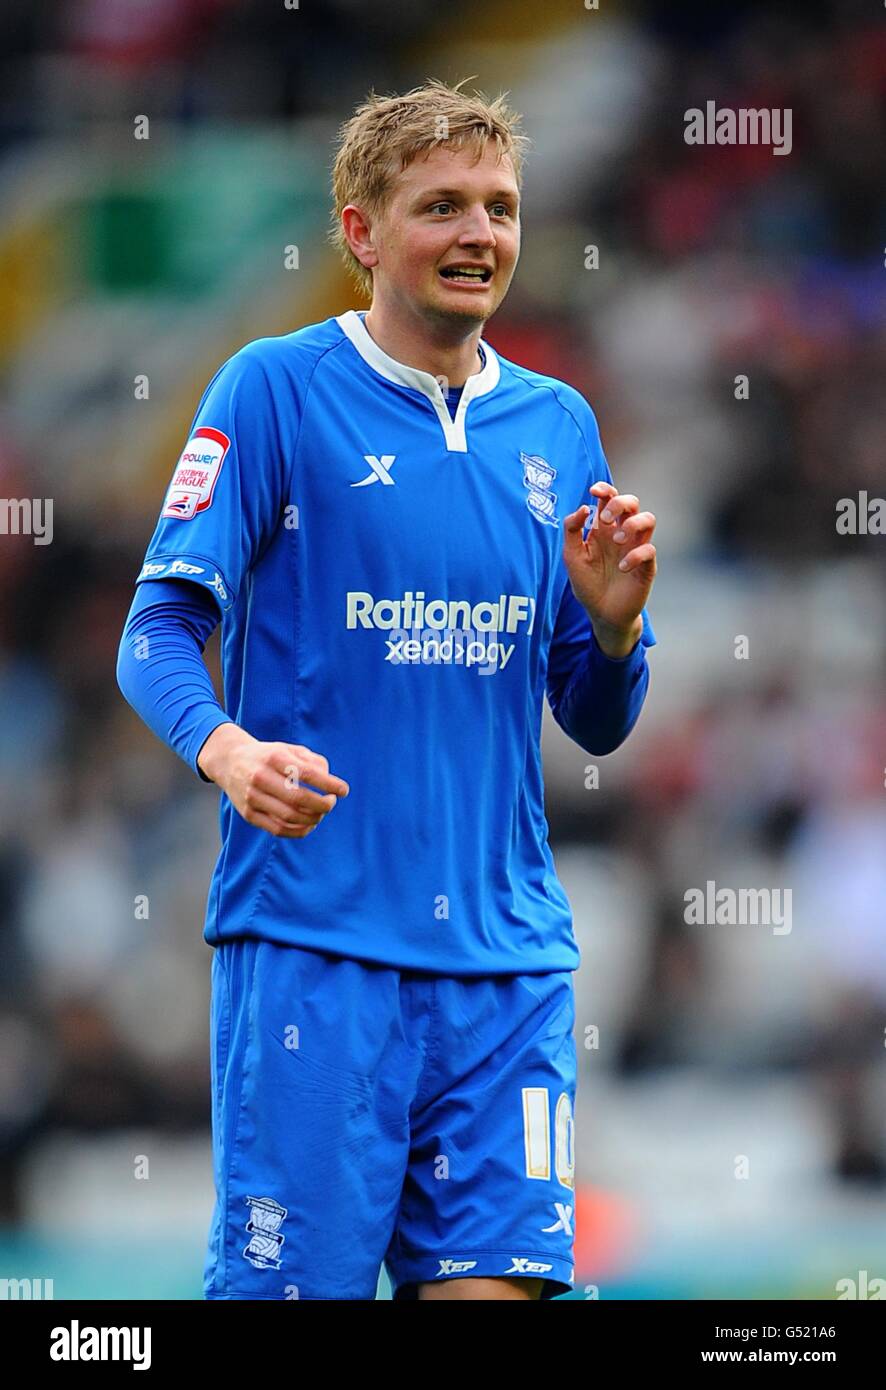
[203,939,577,1300]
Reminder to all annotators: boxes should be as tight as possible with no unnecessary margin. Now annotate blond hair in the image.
[329,76,530,298]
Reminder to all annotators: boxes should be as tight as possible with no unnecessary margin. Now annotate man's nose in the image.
[458,209,496,245]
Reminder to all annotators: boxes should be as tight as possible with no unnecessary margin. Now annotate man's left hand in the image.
[562,481,657,658]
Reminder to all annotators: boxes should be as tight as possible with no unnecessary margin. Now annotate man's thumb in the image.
[563,505,591,553]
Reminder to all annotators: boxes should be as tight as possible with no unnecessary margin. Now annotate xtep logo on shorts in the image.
[437,1259,478,1277]
[346,590,537,675]
[504,1258,554,1276]
[542,1202,574,1235]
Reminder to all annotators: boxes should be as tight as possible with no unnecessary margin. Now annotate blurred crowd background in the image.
[0,0,883,1298]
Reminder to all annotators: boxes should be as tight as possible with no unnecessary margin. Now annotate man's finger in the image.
[563,506,591,556]
[260,767,339,814]
[563,505,590,534]
[599,493,639,524]
[248,809,318,840]
[612,510,656,543]
[617,541,657,574]
[245,785,330,827]
[286,784,338,815]
[274,750,350,798]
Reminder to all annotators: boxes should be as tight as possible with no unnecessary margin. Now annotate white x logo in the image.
[542,1202,573,1235]
[350,454,397,487]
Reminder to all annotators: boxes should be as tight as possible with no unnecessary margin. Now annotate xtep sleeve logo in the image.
[162,426,230,519]
[351,455,396,487]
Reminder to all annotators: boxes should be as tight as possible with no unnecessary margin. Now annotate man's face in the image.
[368,142,521,329]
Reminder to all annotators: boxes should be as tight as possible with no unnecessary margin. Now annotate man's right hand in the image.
[197,723,349,838]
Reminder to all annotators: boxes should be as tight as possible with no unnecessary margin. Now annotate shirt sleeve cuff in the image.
[588,624,647,666]
[191,713,236,783]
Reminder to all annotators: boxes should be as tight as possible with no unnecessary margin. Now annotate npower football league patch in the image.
[161,426,230,520]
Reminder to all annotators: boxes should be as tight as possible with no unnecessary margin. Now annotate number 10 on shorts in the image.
[522,1088,575,1189]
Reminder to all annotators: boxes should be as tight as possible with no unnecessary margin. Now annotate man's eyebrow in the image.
[413,187,520,203]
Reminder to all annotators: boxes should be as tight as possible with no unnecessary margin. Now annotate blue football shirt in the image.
[133,309,656,974]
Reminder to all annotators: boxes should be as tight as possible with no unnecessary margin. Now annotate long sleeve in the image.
[116,577,232,782]
[545,576,657,755]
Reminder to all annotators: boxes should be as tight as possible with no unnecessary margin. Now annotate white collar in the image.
[335,308,500,453]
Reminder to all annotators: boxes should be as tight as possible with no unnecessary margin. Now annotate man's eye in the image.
[428,202,513,217]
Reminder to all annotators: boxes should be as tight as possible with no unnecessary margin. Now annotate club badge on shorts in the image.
[242,1195,288,1270]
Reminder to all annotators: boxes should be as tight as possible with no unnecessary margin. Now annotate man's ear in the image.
[342,205,379,271]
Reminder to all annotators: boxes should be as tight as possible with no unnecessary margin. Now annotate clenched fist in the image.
[197,724,349,838]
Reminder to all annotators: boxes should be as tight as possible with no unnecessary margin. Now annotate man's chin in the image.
[425,286,498,327]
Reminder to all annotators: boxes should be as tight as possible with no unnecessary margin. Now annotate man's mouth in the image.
[438,265,493,286]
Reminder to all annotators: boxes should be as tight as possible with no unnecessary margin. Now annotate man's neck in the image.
[362,304,484,388]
